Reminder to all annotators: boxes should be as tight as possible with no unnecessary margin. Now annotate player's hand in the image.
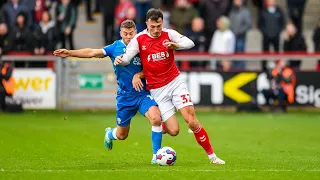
[132,74,144,92]
[163,41,180,50]
[53,49,70,57]
[114,55,123,66]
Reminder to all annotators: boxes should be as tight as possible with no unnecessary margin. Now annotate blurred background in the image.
[0,0,320,112]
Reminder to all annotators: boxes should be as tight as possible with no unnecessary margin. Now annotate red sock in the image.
[161,123,167,134]
[193,125,214,155]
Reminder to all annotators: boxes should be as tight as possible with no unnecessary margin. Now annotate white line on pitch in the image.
[1,169,320,173]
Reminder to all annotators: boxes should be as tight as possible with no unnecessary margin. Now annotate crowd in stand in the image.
[0,0,78,56]
[0,0,319,70]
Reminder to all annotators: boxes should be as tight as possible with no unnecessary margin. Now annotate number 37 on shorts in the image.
[181,94,192,104]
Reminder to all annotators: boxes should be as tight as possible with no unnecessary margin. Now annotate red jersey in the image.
[121,29,195,90]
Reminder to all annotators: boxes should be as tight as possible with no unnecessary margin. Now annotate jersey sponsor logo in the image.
[147,52,170,62]
[132,56,141,65]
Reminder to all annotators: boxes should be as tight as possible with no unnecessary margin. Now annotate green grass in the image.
[0,111,320,179]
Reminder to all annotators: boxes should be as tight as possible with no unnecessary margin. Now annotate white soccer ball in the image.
[156,146,177,166]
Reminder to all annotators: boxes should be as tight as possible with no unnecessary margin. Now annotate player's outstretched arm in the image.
[132,71,145,92]
[168,29,195,50]
[53,48,105,58]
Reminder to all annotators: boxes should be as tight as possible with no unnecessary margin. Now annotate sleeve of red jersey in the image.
[168,29,195,50]
[121,36,140,65]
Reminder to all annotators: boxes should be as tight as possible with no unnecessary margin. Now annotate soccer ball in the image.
[156,146,177,166]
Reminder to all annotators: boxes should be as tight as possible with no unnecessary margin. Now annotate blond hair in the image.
[120,20,136,29]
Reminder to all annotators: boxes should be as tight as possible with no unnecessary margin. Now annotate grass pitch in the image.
[0,110,320,180]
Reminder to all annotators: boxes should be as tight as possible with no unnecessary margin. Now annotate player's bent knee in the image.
[167,127,179,136]
[147,107,161,126]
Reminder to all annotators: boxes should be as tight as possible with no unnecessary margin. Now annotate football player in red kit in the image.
[114,8,225,165]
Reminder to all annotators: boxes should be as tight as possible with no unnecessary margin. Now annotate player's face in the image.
[120,27,137,45]
[146,18,163,38]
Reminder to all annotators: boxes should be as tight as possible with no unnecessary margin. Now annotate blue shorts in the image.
[116,94,158,127]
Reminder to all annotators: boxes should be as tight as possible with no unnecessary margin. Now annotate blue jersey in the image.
[102,40,148,96]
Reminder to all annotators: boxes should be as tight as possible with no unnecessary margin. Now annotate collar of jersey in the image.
[120,39,126,46]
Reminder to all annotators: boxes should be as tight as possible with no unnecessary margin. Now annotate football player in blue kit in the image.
[53,20,162,164]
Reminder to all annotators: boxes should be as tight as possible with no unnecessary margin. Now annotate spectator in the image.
[0,23,14,55]
[170,0,198,34]
[116,5,138,39]
[21,0,35,13]
[70,0,81,24]
[229,0,252,70]
[101,0,117,44]
[283,23,307,70]
[209,16,235,71]
[115,0,136,29]
[259,0,285,53]
[286,0,306,34]
[258,0,285,70]
[160,6,171,29]
[262,60,296,112]
[115,0,137,39]
[184,17,207,69]
[312,19,320,71]
[127,6,144,33]
[11,12,34,52]
[33,0,46,25]
[84,0,95,22]
[0,9,6,25]
[199,0,229,50]
[2,0,32,28]
[94,0,102,14]
[33,11,59,55]
[55,0,76,50]
[132,0,152,30]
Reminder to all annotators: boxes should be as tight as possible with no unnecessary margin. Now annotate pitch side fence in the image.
[2,52,320,110]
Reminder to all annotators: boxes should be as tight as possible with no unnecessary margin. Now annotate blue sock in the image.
[108,128,118,140]
[152,126,162,155]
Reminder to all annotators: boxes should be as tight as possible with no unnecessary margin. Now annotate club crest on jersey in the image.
[147,52,170,62]
[133,56,141,65]
[142,45,147,50]
[162,39,170,47]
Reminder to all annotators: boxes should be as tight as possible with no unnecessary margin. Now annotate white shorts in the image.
[150,75,193,122]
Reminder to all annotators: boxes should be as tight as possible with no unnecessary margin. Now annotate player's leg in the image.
[104,110,135,150]
[163,114,179,136]
[104,96,137,150]
[179,105,225,164]
[139,95,162,164]
[150,88,180,136]
[172,77,225,164]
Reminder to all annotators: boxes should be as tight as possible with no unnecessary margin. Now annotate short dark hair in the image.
[120,20,136,29]
[146,8,163,22]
